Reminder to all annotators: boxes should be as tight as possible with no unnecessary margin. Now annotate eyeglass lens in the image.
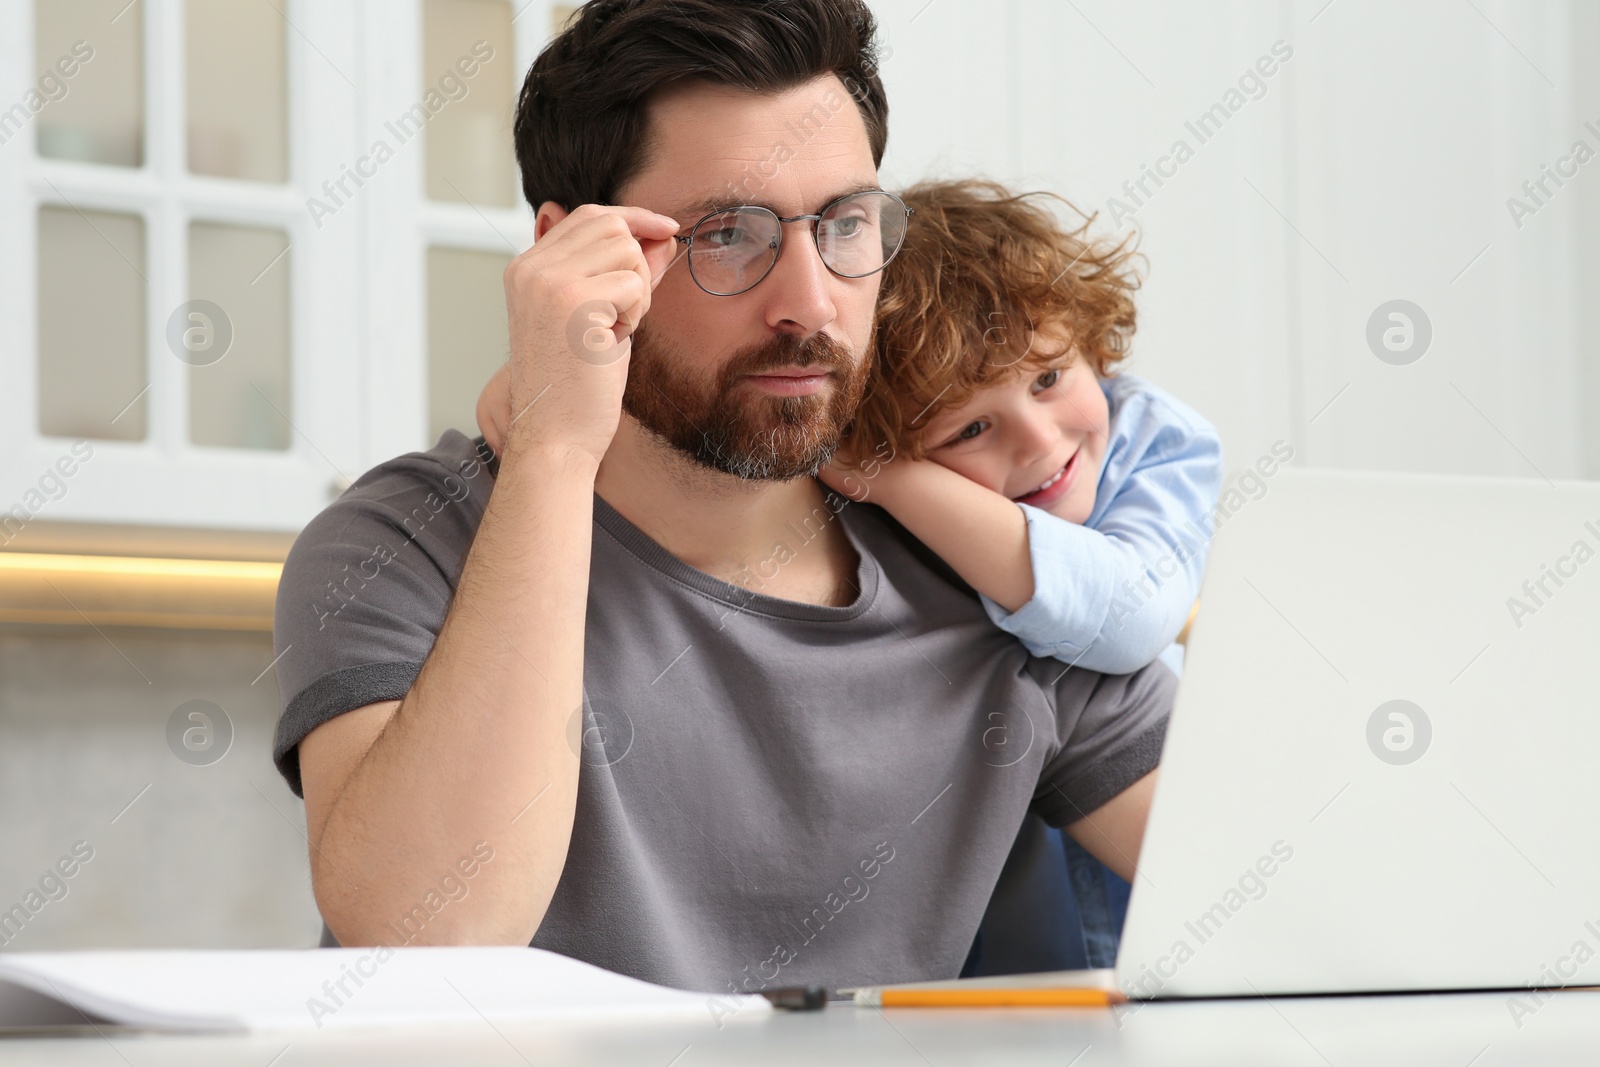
[687,191,907,296]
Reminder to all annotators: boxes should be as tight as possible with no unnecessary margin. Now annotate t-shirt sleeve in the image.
[270,431,496,796]
[1031,658,1174,827]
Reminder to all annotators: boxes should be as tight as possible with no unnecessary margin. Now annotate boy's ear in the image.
[534,201,569,241]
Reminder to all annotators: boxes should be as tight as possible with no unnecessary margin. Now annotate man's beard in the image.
[621,321,870,482]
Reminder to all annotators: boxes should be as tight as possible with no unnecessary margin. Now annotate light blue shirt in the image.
[978,374,1223,674]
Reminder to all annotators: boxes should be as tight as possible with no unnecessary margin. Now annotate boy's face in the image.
[916,331,1110,525]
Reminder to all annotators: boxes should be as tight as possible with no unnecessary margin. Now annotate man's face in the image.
[614,75,883,481]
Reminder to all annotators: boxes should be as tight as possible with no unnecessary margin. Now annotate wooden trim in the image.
[2,518,294,561]
[0,550,281,632]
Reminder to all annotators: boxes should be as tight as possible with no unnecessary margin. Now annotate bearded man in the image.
[270,0,1169,995]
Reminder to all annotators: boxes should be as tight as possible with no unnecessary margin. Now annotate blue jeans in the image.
[1063,831,1131,968]
[960,813,1131,976]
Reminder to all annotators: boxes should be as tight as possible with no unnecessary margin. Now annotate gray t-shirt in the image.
[272,429,1172,995]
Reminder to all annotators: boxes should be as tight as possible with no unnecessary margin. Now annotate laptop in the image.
[1115,465,1600,998]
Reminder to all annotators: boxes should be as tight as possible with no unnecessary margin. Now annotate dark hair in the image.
[513,0,890,212]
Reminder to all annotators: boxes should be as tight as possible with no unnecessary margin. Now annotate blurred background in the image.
[0,0,1594,949]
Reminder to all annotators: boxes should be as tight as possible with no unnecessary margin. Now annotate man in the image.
[272,0,1169,995]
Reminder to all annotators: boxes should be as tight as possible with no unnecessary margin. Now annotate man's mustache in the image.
[724,333,858,379]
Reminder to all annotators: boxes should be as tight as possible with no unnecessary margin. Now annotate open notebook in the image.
[0,947,769,1033]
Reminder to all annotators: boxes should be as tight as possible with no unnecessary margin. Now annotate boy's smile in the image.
[1010,446,1086,511]
[918,329,1110,525]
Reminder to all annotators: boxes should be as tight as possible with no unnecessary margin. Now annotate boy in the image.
[821,178,1222,679]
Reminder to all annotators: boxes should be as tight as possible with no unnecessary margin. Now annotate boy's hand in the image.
[476,363,513,456]
[816,450,868,501]
[816,434,909,505]
[501,205,681,465]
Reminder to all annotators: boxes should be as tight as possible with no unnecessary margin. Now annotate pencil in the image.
[858,987,1126,1008]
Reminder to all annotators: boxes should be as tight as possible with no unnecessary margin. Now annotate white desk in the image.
[4,988,1596,1065]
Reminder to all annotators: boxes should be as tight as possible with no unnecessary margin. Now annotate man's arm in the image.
[295,204,680,947]
[1063,769,1157,884]
[297,444,599,946]
[1036,659,1172,883]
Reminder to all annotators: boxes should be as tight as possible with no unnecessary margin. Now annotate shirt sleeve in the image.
[1032,657,1174,826]
[270,431,497,796]
[978,377,1223,674]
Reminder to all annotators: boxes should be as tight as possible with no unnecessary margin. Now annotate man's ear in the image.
[534,201,569,241]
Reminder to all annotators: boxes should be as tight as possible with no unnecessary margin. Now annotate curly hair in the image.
[844,178,1142,465]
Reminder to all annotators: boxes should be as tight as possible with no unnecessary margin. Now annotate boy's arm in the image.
[831,456,1039,612]
[477,362,514,455]
[826,396,1223,674]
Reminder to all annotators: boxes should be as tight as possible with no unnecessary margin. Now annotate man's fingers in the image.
[554,232,639,277]
[528,206,680,302]
[559,233,669,325]
[644,236,685,291]
[541,205,678,250]
[576,270,652,339]
[631,210,681,238]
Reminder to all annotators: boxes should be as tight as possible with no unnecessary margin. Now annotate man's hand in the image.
[502,205,680,465]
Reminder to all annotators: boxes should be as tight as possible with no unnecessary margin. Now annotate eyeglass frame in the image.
[669,189,913,297]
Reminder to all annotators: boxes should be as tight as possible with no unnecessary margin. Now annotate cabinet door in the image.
[362,0,542,467]
[1,0,364,533]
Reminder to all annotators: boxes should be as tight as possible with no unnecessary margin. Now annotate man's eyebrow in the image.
[670,179,884,222]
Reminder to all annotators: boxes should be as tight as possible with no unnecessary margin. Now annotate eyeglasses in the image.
[672,190,913,297]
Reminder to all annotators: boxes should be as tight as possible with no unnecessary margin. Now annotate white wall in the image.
[1575,0,1600,480]
[5,0,1587,538]
[872,0,1595,483]
[0,625,320,951]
